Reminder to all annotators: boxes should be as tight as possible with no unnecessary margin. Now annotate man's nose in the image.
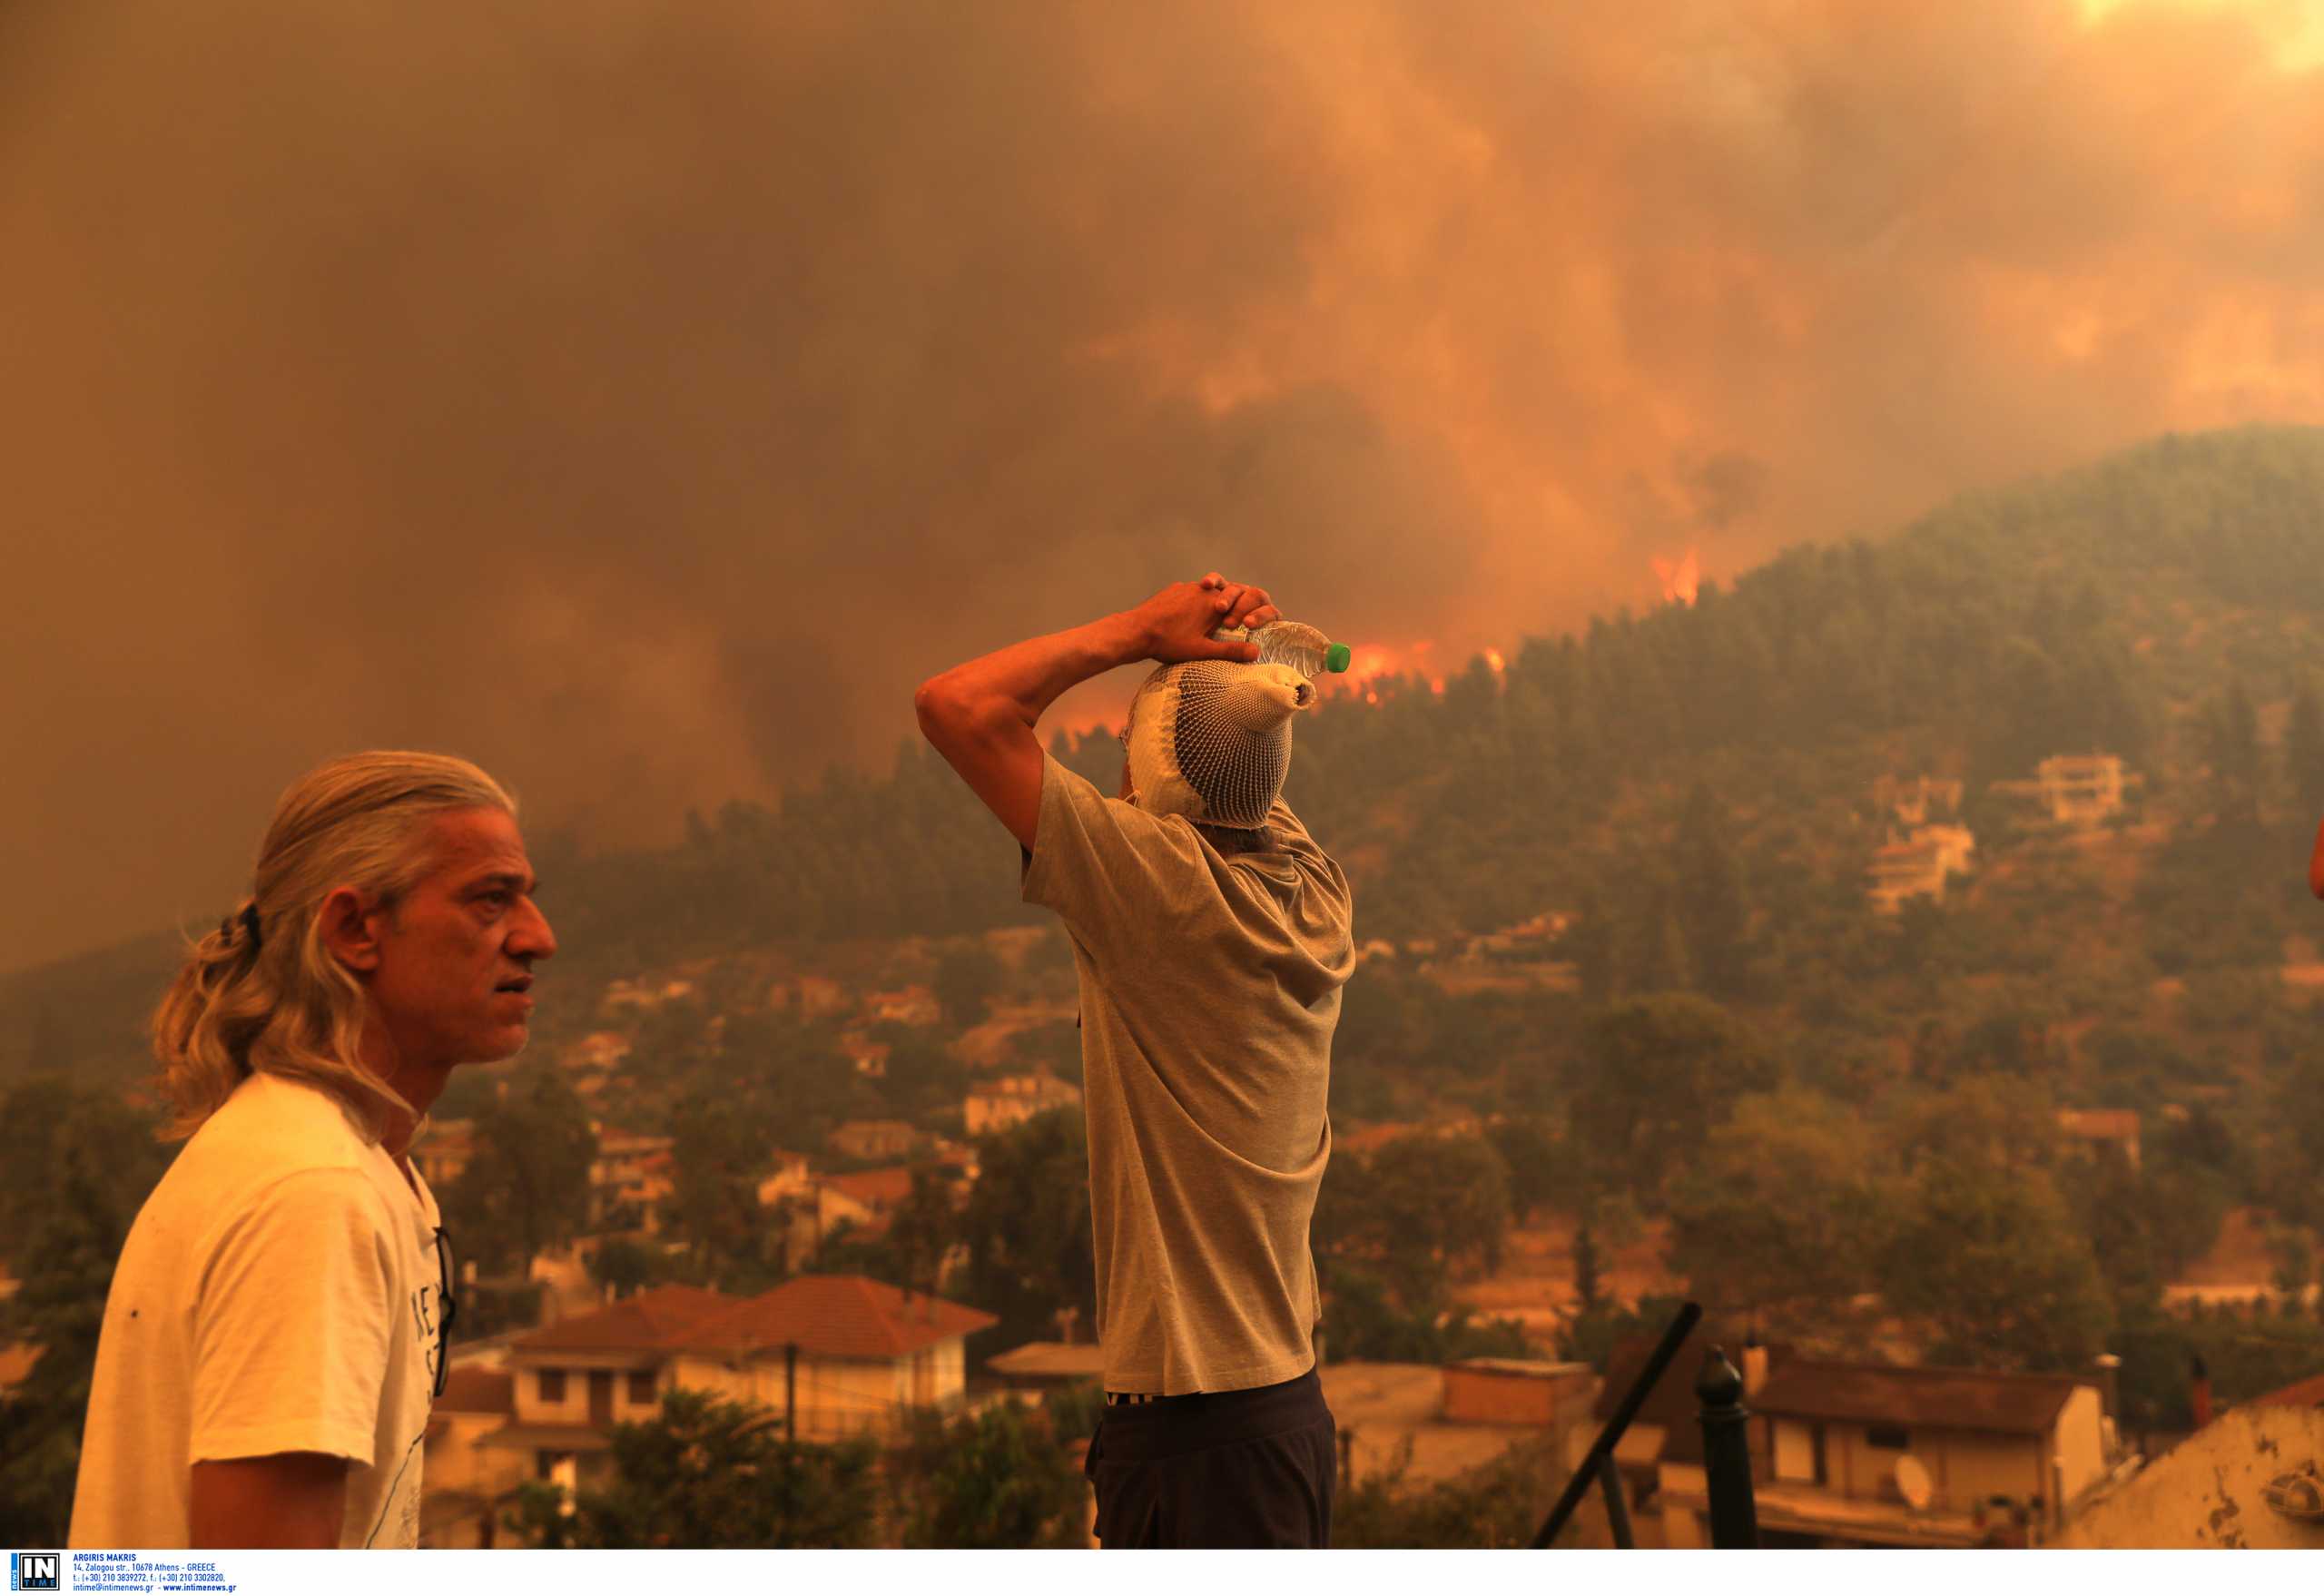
[512,898,558,960]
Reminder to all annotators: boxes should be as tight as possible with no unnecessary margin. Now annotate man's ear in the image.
[316,885,386,974]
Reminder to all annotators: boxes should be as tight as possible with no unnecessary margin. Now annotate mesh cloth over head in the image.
[1123,623,1326,828]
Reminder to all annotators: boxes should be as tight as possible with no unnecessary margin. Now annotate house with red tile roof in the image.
[1589,1324,2114,1549]
[480,1276,998,1488]
[821,1165,917,1217]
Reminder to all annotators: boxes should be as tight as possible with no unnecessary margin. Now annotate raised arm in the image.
[914,575,1278,850]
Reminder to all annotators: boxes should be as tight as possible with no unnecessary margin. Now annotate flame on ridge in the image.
[1653,549,1701,606]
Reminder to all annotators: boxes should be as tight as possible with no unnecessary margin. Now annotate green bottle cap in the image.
[1324,642,1353,674]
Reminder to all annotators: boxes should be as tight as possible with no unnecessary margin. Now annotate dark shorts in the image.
[1084,1366,1336,1549]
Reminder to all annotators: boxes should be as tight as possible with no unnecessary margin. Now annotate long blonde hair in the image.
[151,751,518,1142]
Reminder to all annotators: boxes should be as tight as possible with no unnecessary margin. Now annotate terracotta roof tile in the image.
[508,1284,738,1354]
[676,1274,997,1361]
[1753,1360,2085,1436]
[2251,1371,2324,1408]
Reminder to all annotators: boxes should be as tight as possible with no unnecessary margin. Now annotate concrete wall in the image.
[2063,1405,2324,1550]
[1772,1419,1817,1483]
[513,1359,665,1427]
[1659,1461,1709,1549]
[1442,1366,1587,1427]
[424,1410,530,1500]
[2055,1386,2105,1505]
[1806,1421,2046,1511]
[673,1351,914,1439]
[1933,1430,2046,1509]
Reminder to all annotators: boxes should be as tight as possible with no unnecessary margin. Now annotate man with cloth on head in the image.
[916,572,1352,1549]
[71,751,556,1549]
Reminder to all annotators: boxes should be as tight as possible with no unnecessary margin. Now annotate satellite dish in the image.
[1895,1453,1934,1511]
[2262,1470,2324,1522]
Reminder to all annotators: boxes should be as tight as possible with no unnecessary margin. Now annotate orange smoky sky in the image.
[3,0,2320,972]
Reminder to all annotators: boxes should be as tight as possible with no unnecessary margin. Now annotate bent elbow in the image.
[914,679,958,739]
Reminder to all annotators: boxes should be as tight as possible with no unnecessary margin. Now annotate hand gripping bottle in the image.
[1209,619,1354,680]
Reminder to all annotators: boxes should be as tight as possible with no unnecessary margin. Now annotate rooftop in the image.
[822,1166,919,1207]
[679,1275,998,1362]
[1323,1361,1555,1487]
[509,1284,738,1355]
[1753,1359,2085,1436]
[2250,1371,2324,1409]
[2057,1108,2141,1141]
[1452,1357,1595,1382]
[985,1341,1108,1380]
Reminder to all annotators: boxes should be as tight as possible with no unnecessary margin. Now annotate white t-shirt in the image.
[70,1072,444,1549]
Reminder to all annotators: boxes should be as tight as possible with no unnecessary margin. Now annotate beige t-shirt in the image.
[1022,753,1353,1394]
[71,1072,443,1549]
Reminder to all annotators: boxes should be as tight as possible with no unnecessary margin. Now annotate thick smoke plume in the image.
[4,0,2319,970]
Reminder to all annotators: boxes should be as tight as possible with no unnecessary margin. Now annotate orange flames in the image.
[1653,549,1700,606]
[1334,645,1439,703]
[1325,638,1510,704]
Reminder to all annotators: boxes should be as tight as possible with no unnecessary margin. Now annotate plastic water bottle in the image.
[1212,619,1353,679]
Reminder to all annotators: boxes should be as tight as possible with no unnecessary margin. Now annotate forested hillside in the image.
[12,424,2323,1085]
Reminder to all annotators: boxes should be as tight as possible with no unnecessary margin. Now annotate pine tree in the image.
[2202,677,2267,832]
[1675,783,1751,998]
[1571,1221,1603,1314]
[1635,900,1696,995]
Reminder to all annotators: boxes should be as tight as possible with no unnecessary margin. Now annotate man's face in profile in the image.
[368,807,556,1069]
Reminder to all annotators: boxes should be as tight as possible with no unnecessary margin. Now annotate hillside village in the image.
[379,835,2319,1548]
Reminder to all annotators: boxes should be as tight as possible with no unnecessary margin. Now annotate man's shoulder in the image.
[179,1074,379,1189]
[1254,821,1349,901]
[120,1083,393,1284]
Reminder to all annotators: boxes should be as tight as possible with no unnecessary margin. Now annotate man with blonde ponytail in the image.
[71,752,556,1550]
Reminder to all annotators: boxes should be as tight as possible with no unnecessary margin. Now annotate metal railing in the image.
[1532,1301,1759,1550]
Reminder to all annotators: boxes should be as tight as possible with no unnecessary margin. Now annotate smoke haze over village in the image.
[5,0,2322,972]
